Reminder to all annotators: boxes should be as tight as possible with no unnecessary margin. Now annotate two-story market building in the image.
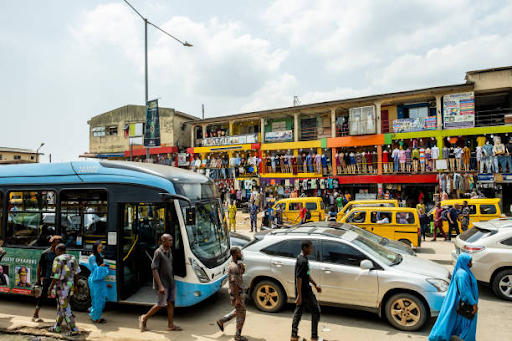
[186,66,512,213]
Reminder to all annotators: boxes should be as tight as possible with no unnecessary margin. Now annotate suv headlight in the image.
[426,278,449,292]
[190,258,210,283]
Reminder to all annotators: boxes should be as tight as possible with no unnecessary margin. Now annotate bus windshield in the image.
[181,199,229,269]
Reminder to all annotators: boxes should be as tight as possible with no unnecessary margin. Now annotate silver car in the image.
[242,226,450,331]
[452,218,512,301]
[302,221,416,256]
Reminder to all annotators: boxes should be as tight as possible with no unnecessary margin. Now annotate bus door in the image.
[119,203,165,301]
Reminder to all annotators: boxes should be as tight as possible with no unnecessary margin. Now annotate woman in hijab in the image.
[429,253,478,341]
[88,240,109,323]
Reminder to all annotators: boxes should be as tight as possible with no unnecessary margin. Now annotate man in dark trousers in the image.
[291,240,322,341]
[216,247,247,341]
[32,235,62,322]
[139,234,182,332]
[447,203,461,241]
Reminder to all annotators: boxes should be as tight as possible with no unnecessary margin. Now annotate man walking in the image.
[229,201,237,232]
[33,235,62,322]
[47,244,80,336]
[432,202,447,241]
[291,240,322,341]
[460,201,471,232]
[139,234,182,332]
[249,201,258,232]
[216,247,247,341]
[447,203,461,241]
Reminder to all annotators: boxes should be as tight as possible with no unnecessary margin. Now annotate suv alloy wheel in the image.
[492,269,512,301]
[252,279,286,313]
[384,293,428,331]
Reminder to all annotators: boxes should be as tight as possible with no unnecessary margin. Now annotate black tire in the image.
[398,239,412,247]
[491,269,512,301]
[71,271,91,312]
[384,293,428,331]
[252,279,286,313]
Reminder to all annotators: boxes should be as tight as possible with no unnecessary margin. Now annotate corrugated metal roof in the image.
[0,147,38,154]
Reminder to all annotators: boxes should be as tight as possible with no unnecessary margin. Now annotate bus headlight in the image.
[190,258,210,283]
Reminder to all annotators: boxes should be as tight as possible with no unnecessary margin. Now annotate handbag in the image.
[455,281,475,319]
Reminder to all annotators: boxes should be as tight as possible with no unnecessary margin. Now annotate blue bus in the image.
[0,161,230,310]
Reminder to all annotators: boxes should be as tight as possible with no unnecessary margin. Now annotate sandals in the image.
[31,317,44,323]
[235,336,248,341]
[93,318,107,324]
[48,326,61,333]
[138,315,147,332]
[168,325,183,331]
[66,330,80,337]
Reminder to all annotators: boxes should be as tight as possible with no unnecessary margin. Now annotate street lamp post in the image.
[36,142,45,163]
[123,0,192,161]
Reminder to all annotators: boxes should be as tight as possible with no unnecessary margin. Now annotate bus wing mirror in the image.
[186,206,196,226]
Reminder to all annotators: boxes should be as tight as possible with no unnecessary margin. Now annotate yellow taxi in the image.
[340,206,421,247]
[273,197,326,223]
[430,198,502,234]
[337,199,399,221]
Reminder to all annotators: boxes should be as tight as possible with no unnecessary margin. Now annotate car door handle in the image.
[272,261,282,267]
[321,268,331,273]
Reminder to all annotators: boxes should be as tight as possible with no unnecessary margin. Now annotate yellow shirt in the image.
[228,205,237,219]
[476,136,486,147]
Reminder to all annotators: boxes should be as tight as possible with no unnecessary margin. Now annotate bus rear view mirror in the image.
[186,207,196,226]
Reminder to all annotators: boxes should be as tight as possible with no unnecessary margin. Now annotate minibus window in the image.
[480,205,497,215]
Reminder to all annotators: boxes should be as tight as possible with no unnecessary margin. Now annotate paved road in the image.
[0,239,509,340]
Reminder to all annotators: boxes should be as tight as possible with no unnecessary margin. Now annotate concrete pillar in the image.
[229,121,234,136]
[436,95,443,130]
[377,145,383,175]
[294,113,299,142]
[375,101,382,135]
[260,117,265,143]
[191,125,195,147]
[330,108,336,138]
[332,148,337,176]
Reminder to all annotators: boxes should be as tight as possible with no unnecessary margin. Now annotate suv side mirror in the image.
[360,259,374,270]
[185,206,196,226]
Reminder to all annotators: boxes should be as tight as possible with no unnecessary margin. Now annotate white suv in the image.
[242,226,450,331]
[452,218,512,301]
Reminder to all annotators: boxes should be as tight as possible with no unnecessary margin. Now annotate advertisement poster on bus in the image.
[443,92,475,129]
[144,99,161,148]
[0,248,79,295]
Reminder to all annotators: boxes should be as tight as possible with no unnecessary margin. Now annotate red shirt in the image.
[299,208,307,220]
[383,151,389,163]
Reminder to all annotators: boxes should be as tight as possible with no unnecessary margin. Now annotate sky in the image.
[1,0,512,162]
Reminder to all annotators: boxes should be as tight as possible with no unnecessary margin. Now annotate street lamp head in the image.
[40,142,45,148]
[183,41,193,47]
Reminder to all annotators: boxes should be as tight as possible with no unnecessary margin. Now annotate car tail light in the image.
[461,245,485,253]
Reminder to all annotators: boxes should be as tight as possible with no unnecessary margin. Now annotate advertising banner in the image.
[202,134,258,147]
[443,92,475,129]
[177,153,189,167]
[144,99,161,148]
[392,117,437,133]
[265,130,293,142]
[0,248,79,295]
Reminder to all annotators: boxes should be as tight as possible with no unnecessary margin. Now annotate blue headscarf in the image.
[429,253,478,341]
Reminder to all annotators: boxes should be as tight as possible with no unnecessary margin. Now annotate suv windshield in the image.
[182,199,229,269]
[342,231,399,266]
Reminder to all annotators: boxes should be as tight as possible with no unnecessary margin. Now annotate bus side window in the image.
[6,191,56,247]
[60,189,108,249]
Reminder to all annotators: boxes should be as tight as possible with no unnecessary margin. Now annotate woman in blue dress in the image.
[429,252,478,341]
[88,240,109,323]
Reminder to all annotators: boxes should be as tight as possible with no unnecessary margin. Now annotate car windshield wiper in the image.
[390,253,402,266]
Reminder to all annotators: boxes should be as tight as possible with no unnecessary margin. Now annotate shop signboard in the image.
[265,130,293,142]
[202,134,258,147]
[144,99,161,148]
[392,117,437,133]
[355,193,377,200]
[477,173,494,183]
[443,92,475,129]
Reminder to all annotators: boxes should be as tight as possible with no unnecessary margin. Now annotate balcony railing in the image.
[300,126,332,141]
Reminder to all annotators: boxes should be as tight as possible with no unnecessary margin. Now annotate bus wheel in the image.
[252,280,285,313]
[398,239,412,247]
[72,272,91,312]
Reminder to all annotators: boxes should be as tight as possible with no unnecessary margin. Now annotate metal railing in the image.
[475,108,512,127]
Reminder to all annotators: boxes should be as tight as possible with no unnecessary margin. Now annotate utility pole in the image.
[122,0,192,163]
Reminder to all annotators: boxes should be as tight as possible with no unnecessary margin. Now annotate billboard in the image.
[265,130,293,142]
[144,99,161,148]
[443,92,475,129]
[392,117,437,133]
